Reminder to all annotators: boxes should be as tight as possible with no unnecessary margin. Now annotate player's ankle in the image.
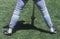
[8,28,13,33]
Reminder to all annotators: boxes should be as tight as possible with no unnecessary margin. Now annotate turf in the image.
[0,0,60,39]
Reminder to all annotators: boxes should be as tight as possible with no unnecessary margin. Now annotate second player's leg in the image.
[36,0,57,33]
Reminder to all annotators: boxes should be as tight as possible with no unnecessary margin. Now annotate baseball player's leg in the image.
[36,0,57,33]
[9,0,25,29]
[4,0,28,35]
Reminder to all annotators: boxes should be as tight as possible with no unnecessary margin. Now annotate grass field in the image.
[0,0,60,39]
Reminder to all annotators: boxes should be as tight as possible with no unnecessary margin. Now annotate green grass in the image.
[0,0,60,39]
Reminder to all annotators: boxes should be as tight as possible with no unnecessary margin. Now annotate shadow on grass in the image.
[3,20,54,34]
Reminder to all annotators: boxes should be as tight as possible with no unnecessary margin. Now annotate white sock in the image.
[8,28,13,33]
[50,27,54,32]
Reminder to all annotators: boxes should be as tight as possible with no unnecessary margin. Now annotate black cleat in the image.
[50,27,57,34]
